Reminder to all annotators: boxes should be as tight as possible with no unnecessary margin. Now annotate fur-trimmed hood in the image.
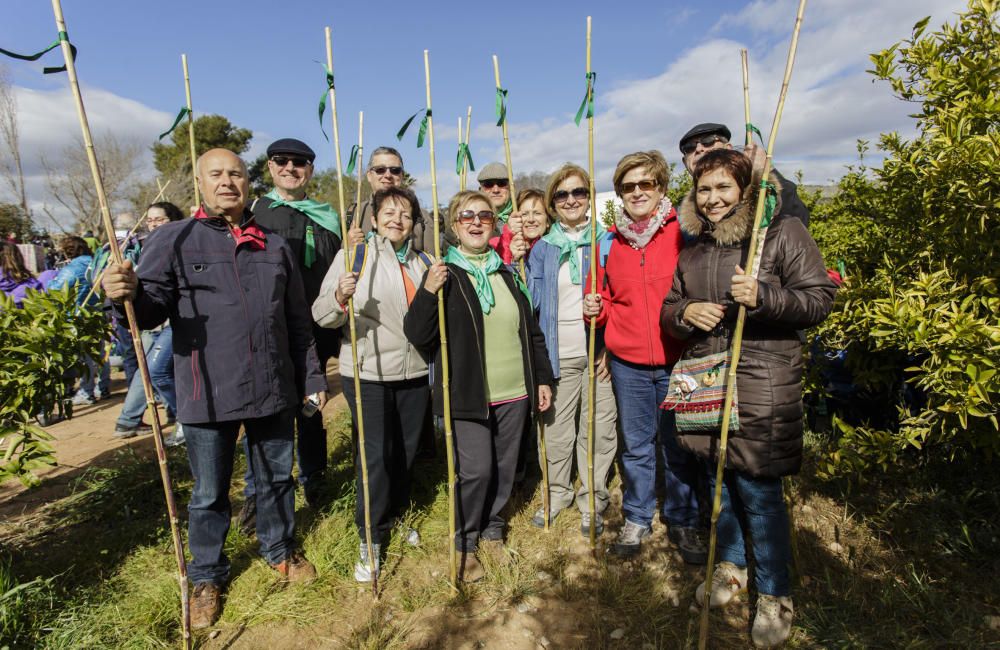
[678,172,783,246]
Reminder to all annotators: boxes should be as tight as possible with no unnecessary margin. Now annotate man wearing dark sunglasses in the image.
[477,162,514,232]
[678,123,810,226]
[247,137,342,515]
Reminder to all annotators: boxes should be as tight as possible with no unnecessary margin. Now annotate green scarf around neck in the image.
[541,218,605,284]
[365,230,412,263]
[497,198,513,224]
[265,189,342,268]
[444,247,503,313]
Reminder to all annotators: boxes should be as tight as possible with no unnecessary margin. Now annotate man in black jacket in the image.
[248,138,339,513]
[102,148,328,630]
[678,123,810,227]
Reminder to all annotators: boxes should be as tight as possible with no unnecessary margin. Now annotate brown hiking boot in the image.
[271,551,317,583]
[479,539,511,567]
[458,551,485,583]
[189,582,222,630]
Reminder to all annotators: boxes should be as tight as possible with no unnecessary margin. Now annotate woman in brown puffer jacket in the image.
[661,149,836,648]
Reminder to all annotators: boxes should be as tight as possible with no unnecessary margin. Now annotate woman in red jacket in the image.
[583,150,705,562]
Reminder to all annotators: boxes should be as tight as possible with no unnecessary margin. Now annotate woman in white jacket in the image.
[313,186,438,582]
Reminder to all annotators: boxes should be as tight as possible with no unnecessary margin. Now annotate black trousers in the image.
[453,398,530,551]
[342,376,429,544]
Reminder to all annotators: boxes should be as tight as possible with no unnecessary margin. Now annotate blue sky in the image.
[1,0,966,221]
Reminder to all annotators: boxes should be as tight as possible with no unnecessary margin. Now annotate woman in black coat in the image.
[661,149,836,648]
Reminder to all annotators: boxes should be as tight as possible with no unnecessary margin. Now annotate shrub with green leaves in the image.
[809,0,1000,477]
[0,286,109,486]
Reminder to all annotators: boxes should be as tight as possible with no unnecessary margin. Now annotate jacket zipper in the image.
[229,234,257,408]
[639,247,654,363]
[454,271,489,419]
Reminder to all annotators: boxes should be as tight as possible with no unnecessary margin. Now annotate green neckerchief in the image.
[541,218,606,285]
[365,231,412,263]
[265,189,342,268]
[444,247,503,313]
[497,198,513,225]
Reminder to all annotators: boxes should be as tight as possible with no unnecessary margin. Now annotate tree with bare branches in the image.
[0,65,31,228]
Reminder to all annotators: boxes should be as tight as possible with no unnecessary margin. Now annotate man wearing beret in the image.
[240,138,341,522]
[678,123,810,226]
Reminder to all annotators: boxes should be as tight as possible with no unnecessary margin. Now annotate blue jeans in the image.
[185,408,297,585]
[114,320,139,387]
[709,469,791,597]
[116,329,177,428]
[78,352,111,398]
[608,354,700,528]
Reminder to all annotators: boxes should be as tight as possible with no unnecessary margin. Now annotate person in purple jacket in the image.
[102,148,328,630]
[0,242,43,307]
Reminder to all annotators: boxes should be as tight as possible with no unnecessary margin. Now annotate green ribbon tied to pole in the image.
[574,72,596,126]
[396,109,431,148]
[759,180,777,229]
[0,31,76,74]
[746,122,766,147]
[158,107,191,141]
[495,87,508,127]
[455,142,475,176]
[317,63,335,141]
[345,144,360,176]
[837,259,847,279]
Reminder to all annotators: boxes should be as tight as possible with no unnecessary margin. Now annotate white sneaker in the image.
[695,561,748,608]
[752,594,794,648]
[404,527,420,547]
[164,423,186,447]
[353,542,381,582]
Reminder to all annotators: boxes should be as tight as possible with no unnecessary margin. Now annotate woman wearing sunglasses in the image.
[583,150,706,562]
[313,187,434,583]
[490,188,549,264]
[404,190,553,582]
[525,164,617,536]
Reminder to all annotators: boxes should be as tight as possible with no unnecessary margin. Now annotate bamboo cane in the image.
[457,116,463,185]
[325,26,377,599]
[460,106,472,191]
[583,15,599,552]
[491,55,524,280]
[741,49,752,147]
[181,55,199,209]
[423,49,458,593]
[698,2,807,648]
[83,180,173,306]
[48,2,190,647]
[355,112,364,216]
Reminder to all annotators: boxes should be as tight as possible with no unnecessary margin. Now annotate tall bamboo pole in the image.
[741,49,752,147]
[325,26,377,599]
[491,55,523,279]
[49,2,190,647]
[181,54,199,209]
[457,116,463,187]
[583,15,599,552]
[423,49,458,592]
[460,106,472,191]
[698,2,808,648]
[355,112,364,214]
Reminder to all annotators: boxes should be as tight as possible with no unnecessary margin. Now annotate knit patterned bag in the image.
[660,351,740,433]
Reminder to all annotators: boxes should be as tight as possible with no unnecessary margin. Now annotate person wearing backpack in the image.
[312,187,435,583]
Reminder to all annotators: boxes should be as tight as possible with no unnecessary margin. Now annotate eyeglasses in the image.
[456,210,496,226]
[370,165,403,176]
[680,134,729,155]
[480,179,509,189]
[553,187,589,203]
[270,156,312,168]
[619,180,658,194]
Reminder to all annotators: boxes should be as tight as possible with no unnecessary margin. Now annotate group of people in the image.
[95,121,836,648]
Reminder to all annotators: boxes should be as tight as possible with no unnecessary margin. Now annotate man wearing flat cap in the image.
[244,138,341,518]
[678,123,810,226]
[478,161,514,232]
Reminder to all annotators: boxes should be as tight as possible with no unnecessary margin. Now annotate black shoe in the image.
[668,526,708,565]
[480,526,504,542]
[302,472,326,508]
[237,499,256,536]
[113,423,152,439]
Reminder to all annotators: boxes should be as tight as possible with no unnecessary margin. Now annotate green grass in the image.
[2,410,999,648]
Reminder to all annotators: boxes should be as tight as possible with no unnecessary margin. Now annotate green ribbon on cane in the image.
[158,107,191,141]
[345,144,360,175]
[396,109,431,148]
[0,31,76,74]
[455,142,475,175]
[317,63,335,140]
[574,72,596,126]
[759,180,777,228]
[746,122,766,147]
[495,87,508,126]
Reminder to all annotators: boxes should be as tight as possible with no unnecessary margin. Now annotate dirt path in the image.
[0,365,346,525]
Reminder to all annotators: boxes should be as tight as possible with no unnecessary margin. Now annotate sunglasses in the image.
[270,156,312,168]
[370,165,403,176]
[481,179,509,189]
[457,210,496,226]
[680,134,728,155]
[553,187,589,203]
[619,180,658,194]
